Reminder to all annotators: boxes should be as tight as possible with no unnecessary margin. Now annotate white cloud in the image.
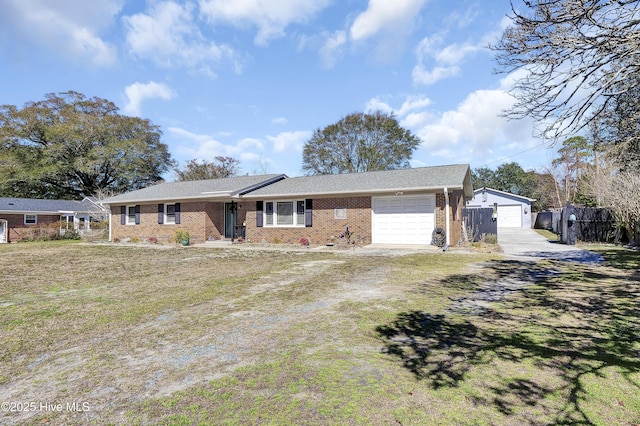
[272,117,288,125]
[365,95,431,117]
[415,87,538,166]
[436,43,480,65]
[198,0,331,46]
[365,98,394,114]
[412,65,460,86]
[401,111,432,129]
[267,131,312,152]
[364,77,539,168]
[411,18,491,86]
[170,127,228,159]
[0,0,120,66]
[350,0,427,42]
[169,128,269,165]
[396,95,432,116]
[123,1,237,76]
[124,82,176,116]
[319,30,347,69]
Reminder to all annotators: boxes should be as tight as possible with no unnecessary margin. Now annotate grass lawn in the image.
[0,241,638,425]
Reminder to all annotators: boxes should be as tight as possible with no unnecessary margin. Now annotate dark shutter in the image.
[134,205,140,225]
[175,203,181,224]
[305,199,313,227]
[256,201,263,227]
[120,206,126,225]
[158,204,164,224]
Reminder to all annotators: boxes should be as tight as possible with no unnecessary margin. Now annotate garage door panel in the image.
[372,195,435,244]
[497,205,522,228]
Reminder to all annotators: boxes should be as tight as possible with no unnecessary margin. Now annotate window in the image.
[158,203,180,225]
[264,200,306,227]
[127,206,136,225]
[61,215,73,230]
[277,202,293,225]
[265,202,274,225]
[165,204,176,224]
[24,214,37,225]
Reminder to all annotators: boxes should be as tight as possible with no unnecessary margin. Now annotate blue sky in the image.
[0,0,557,179]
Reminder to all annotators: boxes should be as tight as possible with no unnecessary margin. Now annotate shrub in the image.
[173,229,190,244]
[300,237,310,246]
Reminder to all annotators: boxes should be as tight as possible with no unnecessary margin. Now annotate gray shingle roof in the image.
[473,187,536,202]
[243,164,473,198]
[0,198,99,214]
[102,174,285,204]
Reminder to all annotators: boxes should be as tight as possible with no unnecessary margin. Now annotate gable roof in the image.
[243,164,473,198]
[0,197,100,214]
[102,174,286,204]
[473,187,536,202]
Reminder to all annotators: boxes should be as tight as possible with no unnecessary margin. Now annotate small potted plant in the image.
[174,229,190,246]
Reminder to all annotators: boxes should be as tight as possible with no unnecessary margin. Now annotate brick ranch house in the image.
[103,164,474,246]
[0,197,107,243]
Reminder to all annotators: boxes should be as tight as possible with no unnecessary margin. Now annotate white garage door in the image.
[372,195,435,244]
[497,205,522,228]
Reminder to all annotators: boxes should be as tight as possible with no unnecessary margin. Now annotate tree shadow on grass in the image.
[376,259,640,424]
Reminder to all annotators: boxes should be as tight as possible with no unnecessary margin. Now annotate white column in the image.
[444,187,450,246]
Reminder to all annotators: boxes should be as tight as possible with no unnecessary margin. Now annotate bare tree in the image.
[584,166,640,244]
[492,1,640,141]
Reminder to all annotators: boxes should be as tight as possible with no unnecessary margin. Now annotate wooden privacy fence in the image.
[536,207,620,243]
[571,208,618,242]
[462,208,497,242]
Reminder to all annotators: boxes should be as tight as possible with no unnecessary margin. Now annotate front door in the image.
[224,203,235,239]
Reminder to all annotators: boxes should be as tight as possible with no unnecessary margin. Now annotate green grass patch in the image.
[534,228,559,241]
[1,243,638,425]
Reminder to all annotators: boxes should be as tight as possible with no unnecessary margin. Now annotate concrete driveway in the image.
[498,227,603,263]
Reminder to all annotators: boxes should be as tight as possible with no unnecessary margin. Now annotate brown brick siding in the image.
[110,202,226,244]
[245,197,372,245]
[435,190,465,245]
[110,191,465,246]
[0,213,60,242]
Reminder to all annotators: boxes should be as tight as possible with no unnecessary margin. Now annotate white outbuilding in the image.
[466,187,535,228]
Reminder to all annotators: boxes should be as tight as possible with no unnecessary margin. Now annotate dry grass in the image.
[0,241,638,425]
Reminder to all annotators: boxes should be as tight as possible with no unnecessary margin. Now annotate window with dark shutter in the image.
[256,201,263,227]
[158,204,164,224]
[120,206,126,225]
[174,203,181,224]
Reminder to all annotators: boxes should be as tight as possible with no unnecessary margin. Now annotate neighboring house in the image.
[103,164,474,246]
[466,187,536,229]
[0,197,108,242]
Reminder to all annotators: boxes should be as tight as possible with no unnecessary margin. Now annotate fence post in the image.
[562,203,577,245]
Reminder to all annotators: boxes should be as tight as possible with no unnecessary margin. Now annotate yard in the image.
[0,241,638,425]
